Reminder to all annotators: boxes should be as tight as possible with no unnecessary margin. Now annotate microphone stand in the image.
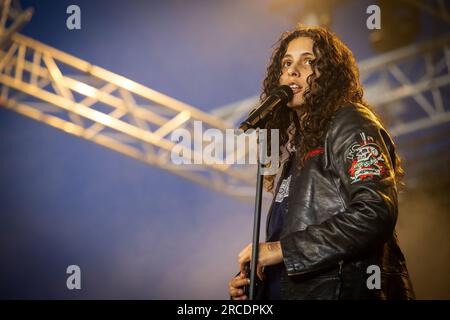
[239,85,292,299]
[248,129,264,300]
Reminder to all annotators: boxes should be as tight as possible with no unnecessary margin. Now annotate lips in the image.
[288,83,303,94]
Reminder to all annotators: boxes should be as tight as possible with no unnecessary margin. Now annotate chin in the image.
[287,99,305,109]
[286,92,306,108]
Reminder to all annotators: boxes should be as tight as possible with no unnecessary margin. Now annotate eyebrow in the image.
[282,52,314,59]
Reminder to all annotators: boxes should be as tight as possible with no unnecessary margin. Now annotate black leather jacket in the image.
[264,103,415,300]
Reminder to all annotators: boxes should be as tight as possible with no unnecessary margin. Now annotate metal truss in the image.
[399,0,450,25]
[0,2,261,201]
[360,33,450,136]
[1,0,449,200]
[214,33,450,138]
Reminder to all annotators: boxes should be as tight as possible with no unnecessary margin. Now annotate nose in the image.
[287,64,300,77]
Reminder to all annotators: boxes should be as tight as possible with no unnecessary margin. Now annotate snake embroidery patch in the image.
[346,132,386,184]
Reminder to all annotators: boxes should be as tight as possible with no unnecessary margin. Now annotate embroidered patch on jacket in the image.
[346,132,386,184]
[275,175,291,203]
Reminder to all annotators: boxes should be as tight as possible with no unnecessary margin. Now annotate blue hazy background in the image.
[0,0,449,299]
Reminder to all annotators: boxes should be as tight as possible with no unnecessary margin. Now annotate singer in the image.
[228,25,415,300]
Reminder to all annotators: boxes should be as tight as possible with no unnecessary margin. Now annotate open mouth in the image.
[289,83,302,94]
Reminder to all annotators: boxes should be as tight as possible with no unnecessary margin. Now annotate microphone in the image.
[239,85,293,131]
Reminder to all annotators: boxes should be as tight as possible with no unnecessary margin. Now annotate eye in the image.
[282,60,292,68]
[304,58,314,65]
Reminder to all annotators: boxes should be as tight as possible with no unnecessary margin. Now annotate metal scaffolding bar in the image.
[0,24,258,201]
[214,33,450,138]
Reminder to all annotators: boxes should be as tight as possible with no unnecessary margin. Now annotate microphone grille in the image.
[275,85,293,103]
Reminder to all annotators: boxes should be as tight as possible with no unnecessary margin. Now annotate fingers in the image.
[230,277,250,290]
[257,264,265,281]
[239,257,250,274]
[230,273,250,286]
[238,243,252,272]
[228,274,250,299]
[238,243,251,258]
[238,242,270,277]
[239,261,248,274]
[230,288,245,298]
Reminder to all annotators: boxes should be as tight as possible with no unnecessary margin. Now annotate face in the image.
[279,37,316,109]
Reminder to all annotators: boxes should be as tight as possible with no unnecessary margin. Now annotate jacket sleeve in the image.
[280,105,399,276]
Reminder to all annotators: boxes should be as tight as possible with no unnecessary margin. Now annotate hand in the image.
[238,241,283,280]
[228,272,250,300]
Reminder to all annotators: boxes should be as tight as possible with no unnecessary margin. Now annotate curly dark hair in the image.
[261,25,404,193]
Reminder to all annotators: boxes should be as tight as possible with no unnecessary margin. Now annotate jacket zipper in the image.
[337,260,344,300]
[338,260,343,275]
